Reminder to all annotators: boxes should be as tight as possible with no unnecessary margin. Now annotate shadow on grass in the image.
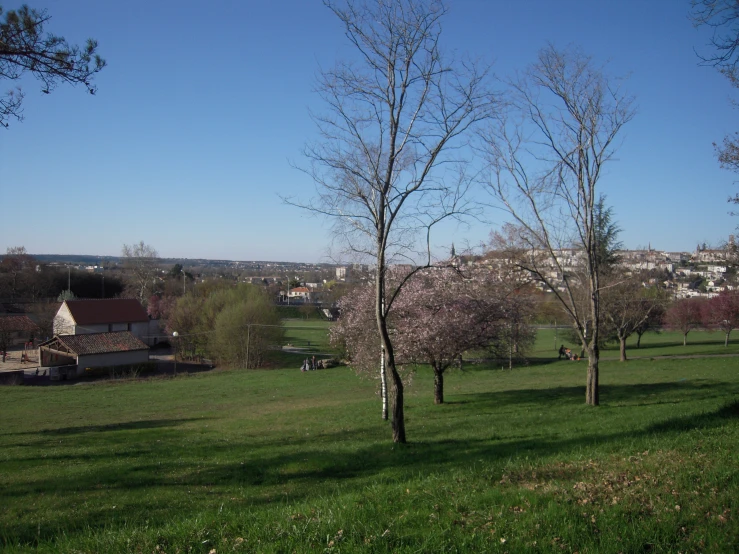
[647,398,739,432]
[608,338,738,351]
[451,379,737,409]
[1,418,210,437]
[4,384,739,546]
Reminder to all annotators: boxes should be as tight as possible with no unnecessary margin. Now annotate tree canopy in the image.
[0,4,105,127]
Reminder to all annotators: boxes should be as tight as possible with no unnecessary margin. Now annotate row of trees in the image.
[166,282,283,369]
[664,291,739,347]
[0,246,124,301]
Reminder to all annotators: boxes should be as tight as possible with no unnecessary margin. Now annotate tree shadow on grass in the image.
[4,395,739,547]
[452,379,738,409]
[1,418,211,437]
[4,386,739,547]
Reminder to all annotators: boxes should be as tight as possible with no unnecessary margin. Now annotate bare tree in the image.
[691,1,739,206]
[691,0,739,72]
[121,241,159,307]
[0,5,105,128]
[600,272,666,361]
[0,246,34,299]
[288,0,495,442]
[483,44,635,405]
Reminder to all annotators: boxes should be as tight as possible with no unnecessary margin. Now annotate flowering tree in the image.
[703,291,739,346]
[664,298,706,346]
[333,267,526,404]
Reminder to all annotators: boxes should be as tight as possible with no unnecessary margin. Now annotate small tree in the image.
[121,241,159,306]
[704,290,739,346]
[488,289,537,369]
[333,267,520,405]
[664,298,706,346]
[601,275,666,361]
[633,285,667,348]
[0,246,35,299]
[0,5,105,127]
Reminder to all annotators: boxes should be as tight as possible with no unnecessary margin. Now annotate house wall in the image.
[77,349,149,369]
[74,323,111,334]
[53,303,76,335]
[131,321,150,343]
[147,319,164,346]
[73,322,149,338]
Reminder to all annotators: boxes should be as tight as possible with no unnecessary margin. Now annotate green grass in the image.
[270,319,336,368]
[535,327,739,361]
[282,319,334,352]
[2,345,739,551]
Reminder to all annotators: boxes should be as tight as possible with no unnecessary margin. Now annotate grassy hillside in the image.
[1,343,739,552]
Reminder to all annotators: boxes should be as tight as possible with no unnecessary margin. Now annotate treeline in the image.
[163,282,283,369]
[0,247,124,301]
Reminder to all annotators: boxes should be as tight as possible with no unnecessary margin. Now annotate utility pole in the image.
[181,268,186,295]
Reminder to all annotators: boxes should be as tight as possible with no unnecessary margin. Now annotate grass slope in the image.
[1,355,739,552]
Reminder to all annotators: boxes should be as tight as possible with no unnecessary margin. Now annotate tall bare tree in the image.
[691,1,739,205]
[0,4,105,127]
[121,241,158,307]
[483,44,635,405]
[289,0,495,442]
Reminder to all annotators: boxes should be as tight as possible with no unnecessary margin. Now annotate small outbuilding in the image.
[38,331,150,378]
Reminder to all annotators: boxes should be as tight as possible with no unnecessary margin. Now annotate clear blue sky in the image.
[0,0,735,262]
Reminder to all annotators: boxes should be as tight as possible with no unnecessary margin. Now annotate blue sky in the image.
[0,0,735,262]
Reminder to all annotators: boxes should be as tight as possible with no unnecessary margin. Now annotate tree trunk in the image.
[380,346,388,420]
[619,336,627,362]
[433,367,444,405]
[586,345,599,405]
[726,331,731,347]
[388,359,406,442]
[683,332,687,346]
[376,254,406,443]
[636,332,642,348]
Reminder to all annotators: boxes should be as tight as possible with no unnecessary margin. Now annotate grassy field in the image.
[534,327,739,361]
[2,330,739,552]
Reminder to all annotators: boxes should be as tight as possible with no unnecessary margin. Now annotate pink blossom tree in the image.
[333,267,527,404]
[664,298,706,346]
[703,291,739,346]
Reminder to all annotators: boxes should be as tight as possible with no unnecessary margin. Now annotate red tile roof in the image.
[64,299,148,325]
[0,315,40,332]
[42,331,149,355]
